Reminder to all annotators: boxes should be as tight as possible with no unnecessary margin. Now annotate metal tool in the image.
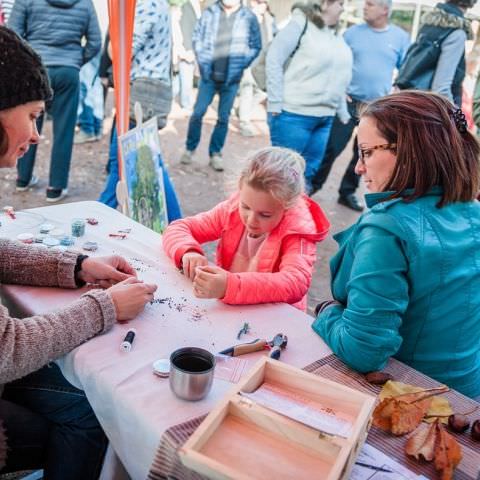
[219,333,288,358]
[269,333,288,360]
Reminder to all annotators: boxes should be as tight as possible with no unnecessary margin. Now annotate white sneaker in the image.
[240,122,256,137]
[209,153,224,172]
[180,150,194,165]
[46,188,68,203]
[16,175,39,192]
[74,130,98,144]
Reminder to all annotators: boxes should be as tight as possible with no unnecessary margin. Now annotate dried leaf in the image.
[372,398,396,431]
[405,422,437,461]
[379,382,452,423]
[391,398,432,435]
[434,422,463,480]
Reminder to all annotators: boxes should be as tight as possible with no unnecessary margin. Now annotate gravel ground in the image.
[0,95,363,315]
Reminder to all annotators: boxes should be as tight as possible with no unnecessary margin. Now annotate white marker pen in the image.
[120,328,137,352]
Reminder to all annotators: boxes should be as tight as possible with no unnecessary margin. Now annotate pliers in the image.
[219,333,288,359]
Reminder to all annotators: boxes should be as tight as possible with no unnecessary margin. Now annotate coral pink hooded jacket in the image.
[163,193,330,310]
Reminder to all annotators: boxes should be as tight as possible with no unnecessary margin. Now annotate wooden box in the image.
[179,357,376,480]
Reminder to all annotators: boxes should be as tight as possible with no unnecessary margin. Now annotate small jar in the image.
[71,218,86,237]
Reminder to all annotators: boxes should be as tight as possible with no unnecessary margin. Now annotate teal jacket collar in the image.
[365,186,444,209]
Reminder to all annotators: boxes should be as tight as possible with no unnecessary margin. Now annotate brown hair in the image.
[360,90,480,207]
[292,0,341,29]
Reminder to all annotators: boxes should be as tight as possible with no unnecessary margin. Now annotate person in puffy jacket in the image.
[9,0,101,202]
[164,146,330,311]
[312,91,480,399]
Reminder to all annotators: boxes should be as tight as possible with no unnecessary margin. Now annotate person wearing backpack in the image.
[395,0,475,106]
[266,0,352,195]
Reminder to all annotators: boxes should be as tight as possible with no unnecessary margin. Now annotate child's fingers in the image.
[196,265,221,275]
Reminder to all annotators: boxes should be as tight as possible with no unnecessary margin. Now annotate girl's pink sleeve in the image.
[162,200,230,267]
[222,235,317,305]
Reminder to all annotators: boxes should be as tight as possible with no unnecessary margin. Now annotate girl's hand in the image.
[193,265,228,299]
[182,252,208,280]
[108,277,157,320]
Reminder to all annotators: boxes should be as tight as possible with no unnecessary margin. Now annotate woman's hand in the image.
[182,252,208,280]
[78,255,137,288]
[108,277,157,321]
[193,265,227,299]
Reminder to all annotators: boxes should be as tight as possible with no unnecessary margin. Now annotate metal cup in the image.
[169,347,215,401]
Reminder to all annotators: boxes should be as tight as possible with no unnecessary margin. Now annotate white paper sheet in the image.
[351,444,429,480]
[240,382,354,438]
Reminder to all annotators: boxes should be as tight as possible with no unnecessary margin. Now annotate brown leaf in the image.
[434,422,463,480]
[391,399,432,435]
[405,422,437,461]
[372,398,395,431]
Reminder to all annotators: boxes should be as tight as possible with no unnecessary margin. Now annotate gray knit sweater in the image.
[0,239,116,385]
[0,239,116,469]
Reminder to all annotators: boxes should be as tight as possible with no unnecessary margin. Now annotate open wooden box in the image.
[179,357,376,480]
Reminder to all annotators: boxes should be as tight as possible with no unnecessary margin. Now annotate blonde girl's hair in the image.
[238,147,306,208]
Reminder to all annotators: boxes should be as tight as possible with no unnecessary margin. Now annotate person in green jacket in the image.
[312,90,480,399]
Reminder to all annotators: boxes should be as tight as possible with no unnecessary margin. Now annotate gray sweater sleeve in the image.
[266,12,306,114]
[431,29,466,102]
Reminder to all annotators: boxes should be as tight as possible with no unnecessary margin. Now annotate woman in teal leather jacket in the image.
[312,91,480,399]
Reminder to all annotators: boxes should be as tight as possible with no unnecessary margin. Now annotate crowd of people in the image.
[0,0,480,478]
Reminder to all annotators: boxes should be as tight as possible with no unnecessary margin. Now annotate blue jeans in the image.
[268,110,334,193]
[17,66,80,189]
[77,53,104,136]
[98,122,182,222]
[186,78,240,156]
[0,364,107,480]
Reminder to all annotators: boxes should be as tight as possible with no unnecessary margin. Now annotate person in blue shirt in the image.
[312,91,480,400]
[311,0,409,211]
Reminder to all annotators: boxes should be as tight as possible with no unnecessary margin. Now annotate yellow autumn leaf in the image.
[379,381,452,423]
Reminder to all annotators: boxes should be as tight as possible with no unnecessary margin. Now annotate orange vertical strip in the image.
[108,0,136,181]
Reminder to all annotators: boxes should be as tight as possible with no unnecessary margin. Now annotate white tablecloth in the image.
[0,201,332,479]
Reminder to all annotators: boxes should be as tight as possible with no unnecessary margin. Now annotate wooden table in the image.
[0,201,332,480]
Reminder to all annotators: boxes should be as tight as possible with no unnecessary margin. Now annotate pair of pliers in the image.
[219,333,288,359]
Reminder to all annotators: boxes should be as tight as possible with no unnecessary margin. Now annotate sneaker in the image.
[239,122,256,137]
[16,175,39,192]
[180,150,194,165]
[46,188,68,203]
[338,194,364,212]
[74,130,98,144]
[209,153,224,172]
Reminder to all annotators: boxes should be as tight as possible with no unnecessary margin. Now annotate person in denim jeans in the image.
[310,0,410,211]
[266,1,352,194]
[180,0,261,171]
[0,364,107,479]
[8,0,102,202]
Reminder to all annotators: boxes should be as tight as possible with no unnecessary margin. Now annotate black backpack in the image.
[395,28,456,91]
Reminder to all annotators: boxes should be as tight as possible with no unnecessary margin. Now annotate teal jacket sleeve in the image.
[312,224,409,372]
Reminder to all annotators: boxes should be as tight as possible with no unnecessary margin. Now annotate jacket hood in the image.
[46,0,80,8]
[421,3,473,39]
[227,193,330,241]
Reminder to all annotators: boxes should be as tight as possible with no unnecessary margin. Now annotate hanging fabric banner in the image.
[108,0,136,214]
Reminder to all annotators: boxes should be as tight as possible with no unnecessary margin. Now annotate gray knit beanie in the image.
[0,26,52,111]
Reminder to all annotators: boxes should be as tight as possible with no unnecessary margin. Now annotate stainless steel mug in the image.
[169,347,215,401]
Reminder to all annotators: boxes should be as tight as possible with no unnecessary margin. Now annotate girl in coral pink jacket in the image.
[163,147,330,310]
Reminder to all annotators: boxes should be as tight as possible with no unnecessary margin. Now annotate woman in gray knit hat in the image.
[0,26,158,479]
